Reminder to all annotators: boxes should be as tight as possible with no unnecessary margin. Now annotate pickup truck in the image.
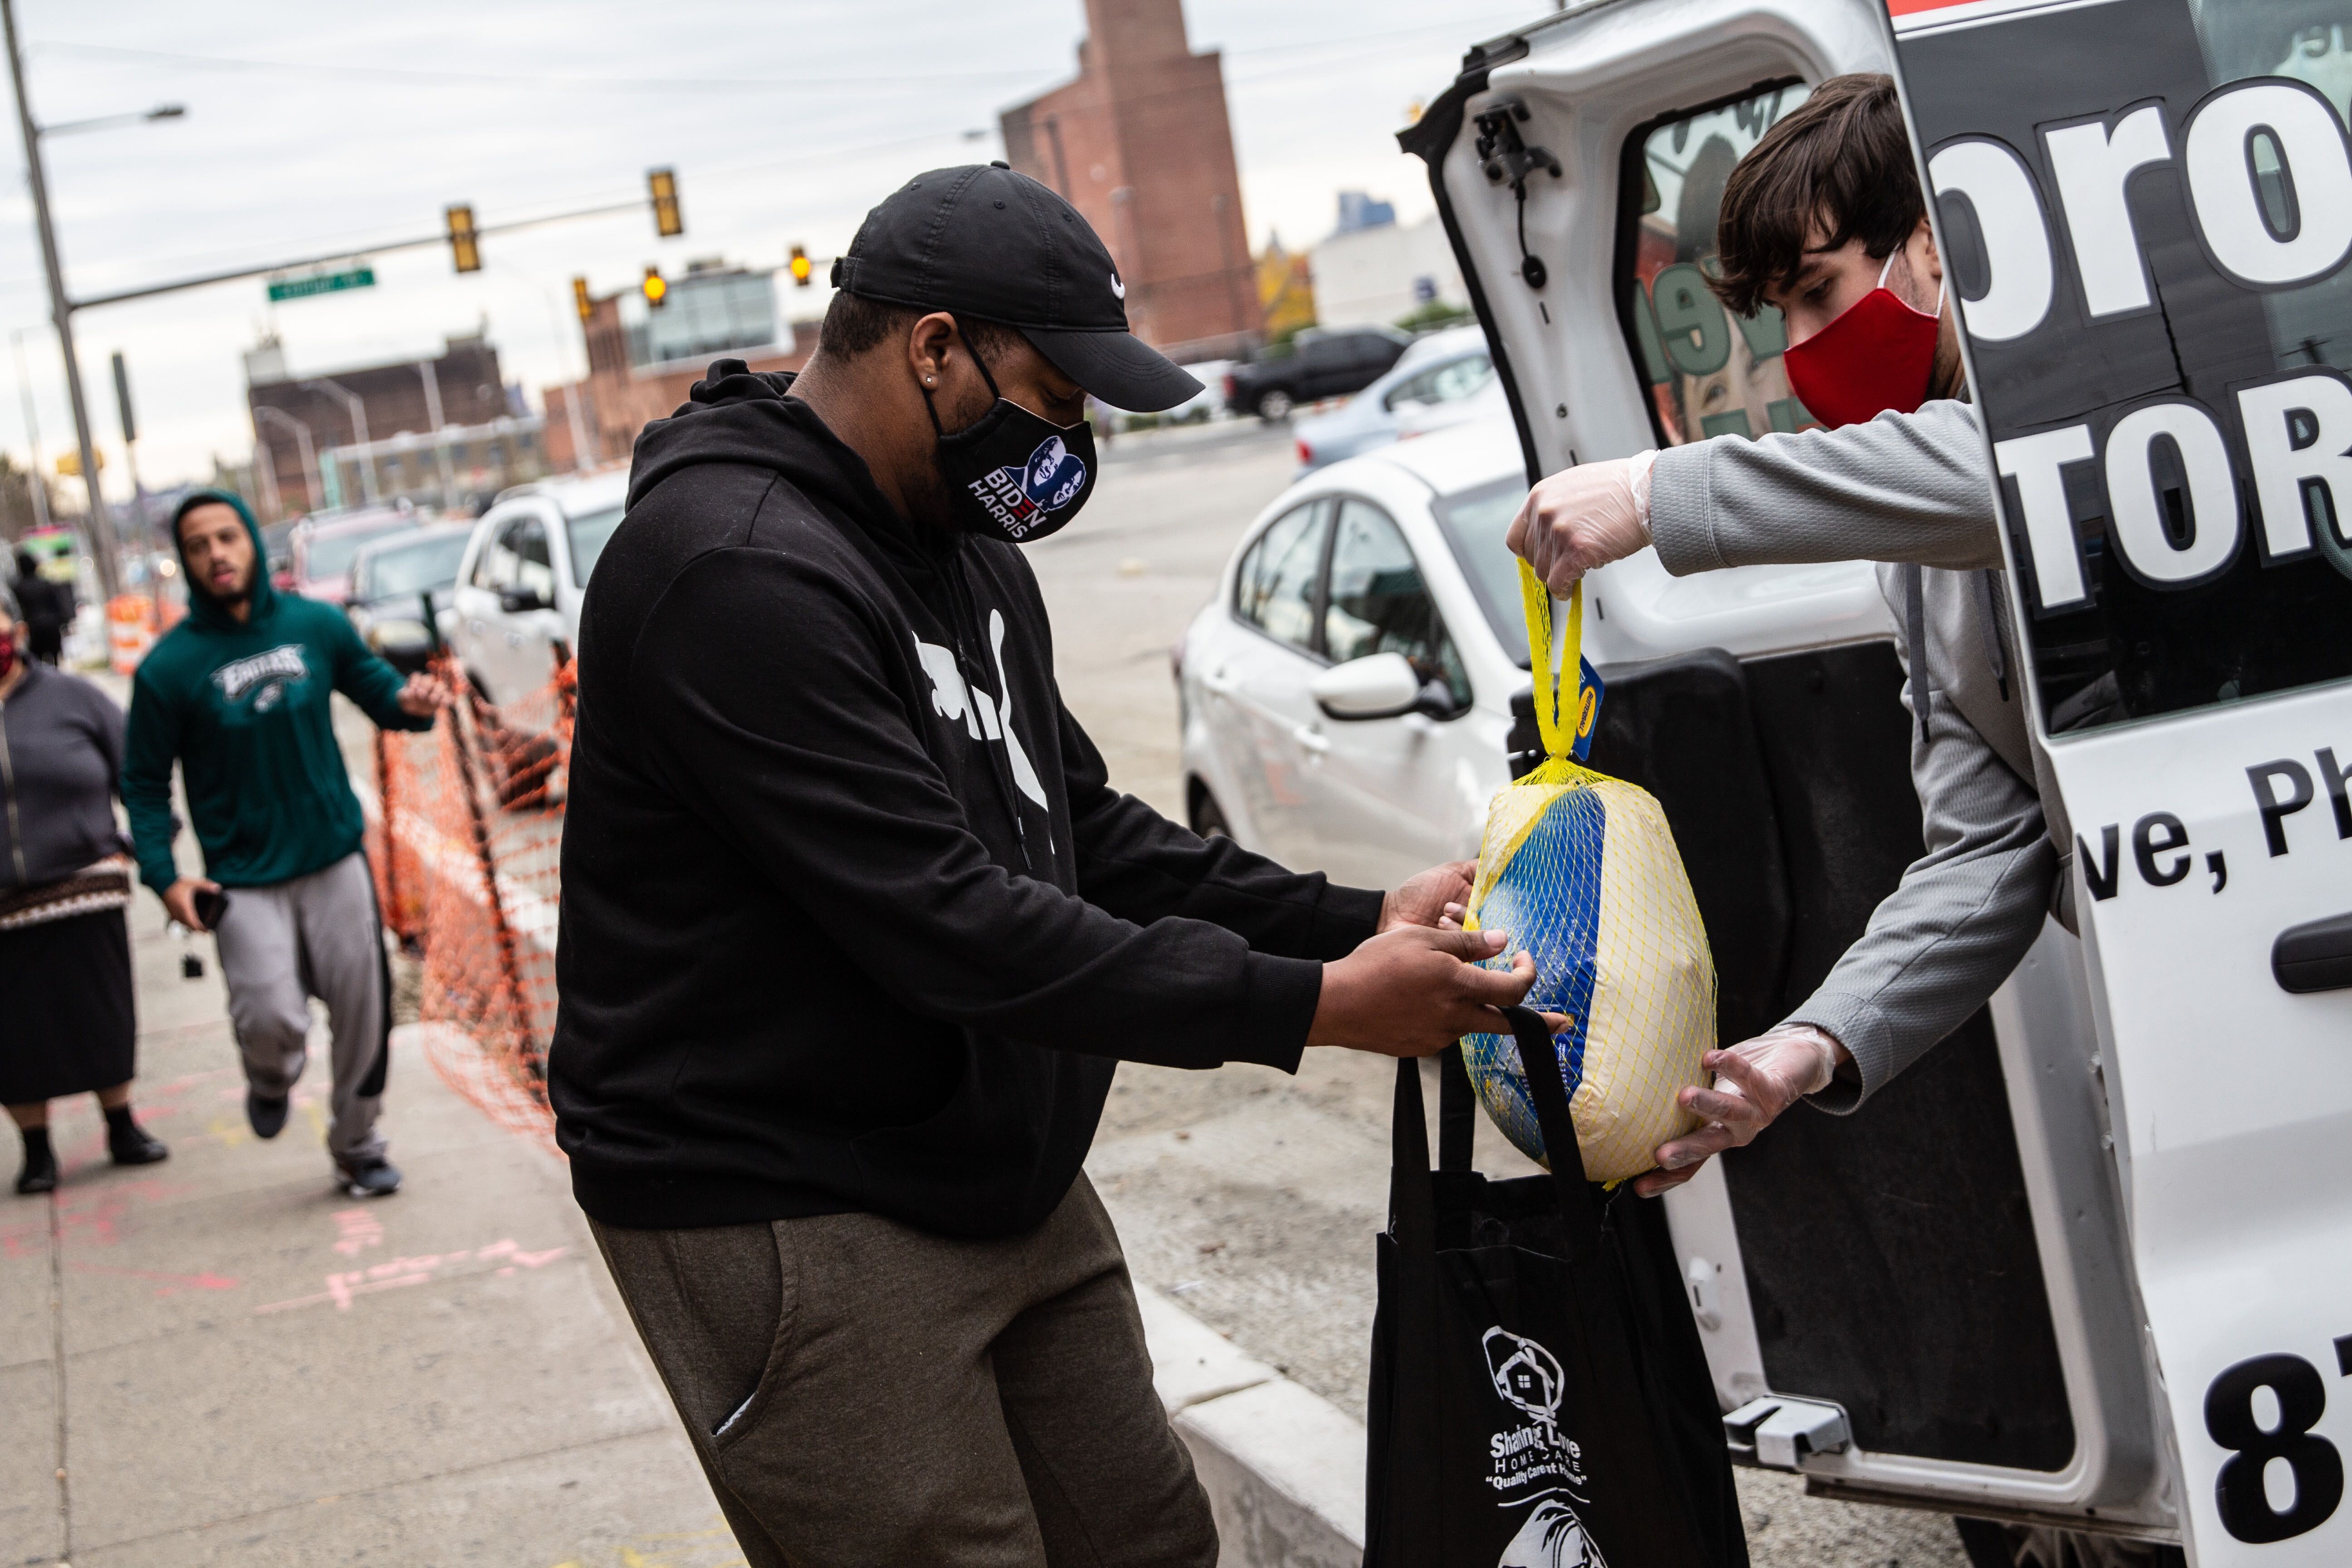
[1221,324,1411,420]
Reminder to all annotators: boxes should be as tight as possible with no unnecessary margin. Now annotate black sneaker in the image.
[107,1121,170,1167]
[336,1156,402,1198]
[246,1090,290,1140]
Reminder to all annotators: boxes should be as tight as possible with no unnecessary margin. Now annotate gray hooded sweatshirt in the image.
[1646,398,2065,1111]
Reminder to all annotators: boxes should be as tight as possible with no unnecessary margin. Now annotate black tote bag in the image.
[1364,1006,1747,1568]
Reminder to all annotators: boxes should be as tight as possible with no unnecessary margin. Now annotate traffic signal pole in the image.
[3,0,119,598]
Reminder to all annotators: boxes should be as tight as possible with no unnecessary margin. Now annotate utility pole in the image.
[111,349,150,554]
[254,405,321,512]
[11,328,49,532]
[302,377,378,502]
[418,358,456,511]
[2,0,117,597]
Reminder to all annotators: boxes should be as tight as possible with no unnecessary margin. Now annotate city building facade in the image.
[544,261,811,470]
[245,332,539,521]
[999,0,1261,363]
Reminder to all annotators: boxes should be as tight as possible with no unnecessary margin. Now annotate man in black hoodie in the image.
[551,165,1543,1567]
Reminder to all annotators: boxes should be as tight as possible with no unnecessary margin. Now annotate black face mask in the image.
[924,335,1098,544]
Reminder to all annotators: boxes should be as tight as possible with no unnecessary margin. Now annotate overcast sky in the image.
[4,0,1540,500]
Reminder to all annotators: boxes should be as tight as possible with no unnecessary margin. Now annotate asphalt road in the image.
[1040,416,1974,1568]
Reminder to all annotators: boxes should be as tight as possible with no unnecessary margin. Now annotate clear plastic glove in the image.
[1506,453,1655,596]
[1631,1024,1844,1198]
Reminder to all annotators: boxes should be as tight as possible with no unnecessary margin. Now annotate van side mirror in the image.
[498,583,553,614]
[1312,652,1439,720]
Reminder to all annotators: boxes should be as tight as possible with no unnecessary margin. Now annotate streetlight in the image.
[43,104,183,138]
[0,0,185,599]
[254,405,322,514]
[301,378,379,503]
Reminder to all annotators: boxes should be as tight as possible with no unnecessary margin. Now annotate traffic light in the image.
[573,275,593,322]
[445,204,481,273]
[648,168,683,238]
[788,244,812,287]
[643,265,667,309]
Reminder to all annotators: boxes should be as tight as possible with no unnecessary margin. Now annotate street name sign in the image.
[267,264,375,302]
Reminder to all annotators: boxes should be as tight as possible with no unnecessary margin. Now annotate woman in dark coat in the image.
[0,581,167,1193]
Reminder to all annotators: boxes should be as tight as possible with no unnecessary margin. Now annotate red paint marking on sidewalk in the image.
[331,1206,385,1258]
[252,1236,570,1316]
[3,1180,195,1258]
[66,1261,241,1296]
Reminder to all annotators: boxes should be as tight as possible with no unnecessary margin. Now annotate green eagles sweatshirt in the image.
[123,490,435,896]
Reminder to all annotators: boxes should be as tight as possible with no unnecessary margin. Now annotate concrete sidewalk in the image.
[3,889,731,1566]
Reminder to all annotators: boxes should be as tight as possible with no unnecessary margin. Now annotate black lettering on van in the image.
[2079,824,2122,901]
[2249,759,2318,857]
[2319,747,2352,839]
[2133,812,2191,886]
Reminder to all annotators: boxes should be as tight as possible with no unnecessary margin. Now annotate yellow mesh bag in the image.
[1460,564,1715,1184]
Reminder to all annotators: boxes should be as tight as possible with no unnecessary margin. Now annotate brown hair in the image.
[1708,74,1925,318]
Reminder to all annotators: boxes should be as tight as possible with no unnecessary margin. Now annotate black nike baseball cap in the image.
[829,162,1204,413]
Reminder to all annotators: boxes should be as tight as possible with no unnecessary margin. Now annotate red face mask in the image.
[0,629,16,679]
[1781,254,1943,430]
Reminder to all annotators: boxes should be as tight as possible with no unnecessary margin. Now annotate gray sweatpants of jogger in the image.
[211,850,387,1163]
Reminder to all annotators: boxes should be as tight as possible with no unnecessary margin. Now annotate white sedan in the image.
[1176,418,1530,891]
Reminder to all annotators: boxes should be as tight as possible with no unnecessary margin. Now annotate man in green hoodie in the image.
[124,491,447,1196]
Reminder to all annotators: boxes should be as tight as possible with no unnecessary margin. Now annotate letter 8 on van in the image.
[1459,563,1716,1185]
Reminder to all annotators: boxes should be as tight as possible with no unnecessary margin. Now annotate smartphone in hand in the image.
[193,887,230,930]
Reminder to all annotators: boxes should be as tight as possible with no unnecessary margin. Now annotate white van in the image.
[1405,2,2352,1564]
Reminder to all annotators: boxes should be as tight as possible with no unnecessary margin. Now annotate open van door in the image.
[1402,0,2185,1550]
[1883,4,2352,1563]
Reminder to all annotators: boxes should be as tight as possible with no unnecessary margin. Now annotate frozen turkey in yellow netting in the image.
[1460,562,1715,1185]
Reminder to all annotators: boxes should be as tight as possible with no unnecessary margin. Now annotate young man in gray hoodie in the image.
[1508,74,2063,1198]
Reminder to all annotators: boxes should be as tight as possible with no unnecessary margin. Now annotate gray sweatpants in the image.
[211,850,387,1162]
[590,1174,1215,1568]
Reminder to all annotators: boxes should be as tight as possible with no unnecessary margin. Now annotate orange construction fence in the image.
[367,647,574,1150]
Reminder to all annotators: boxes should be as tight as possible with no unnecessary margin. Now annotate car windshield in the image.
[1432,475,1532,667]
[357,533,470,600]
[566,505,625,584]
[304,519,412,581]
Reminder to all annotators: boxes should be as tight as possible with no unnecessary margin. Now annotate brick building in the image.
[544,261,814,470]
[245,332,529,521]
[999,0,1260,363]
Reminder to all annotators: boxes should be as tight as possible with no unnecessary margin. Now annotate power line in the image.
[31,14,1526,95]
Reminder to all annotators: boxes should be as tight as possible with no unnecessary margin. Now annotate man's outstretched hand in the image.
[1631,1024,1845,1197]
[396,671,452,717]
[1310,926,1566,1058]
[1380,860,1477,932]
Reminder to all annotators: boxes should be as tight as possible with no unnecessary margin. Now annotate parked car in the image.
[1292,326,1494,470]
[448,470,627,707]
[343,523,474,674]
[1176,416,1529,893]
[1221,325,1413,421]
[288,504,419,603]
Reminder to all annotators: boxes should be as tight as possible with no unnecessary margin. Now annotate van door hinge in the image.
[1473,98,1562,289]
[1724,1396,1853,1470]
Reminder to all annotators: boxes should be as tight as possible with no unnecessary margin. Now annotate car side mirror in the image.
[498,583,553,613]
[1310,652,1423,720]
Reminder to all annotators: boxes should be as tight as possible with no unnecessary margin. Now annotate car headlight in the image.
[368,617,432,653]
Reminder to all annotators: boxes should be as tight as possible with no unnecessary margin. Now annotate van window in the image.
[1324,499,1470,710]
[1618,82,1814,446]
[1234,501,1329,654]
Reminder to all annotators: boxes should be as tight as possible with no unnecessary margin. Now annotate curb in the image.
[1137,1285,1367,1568]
